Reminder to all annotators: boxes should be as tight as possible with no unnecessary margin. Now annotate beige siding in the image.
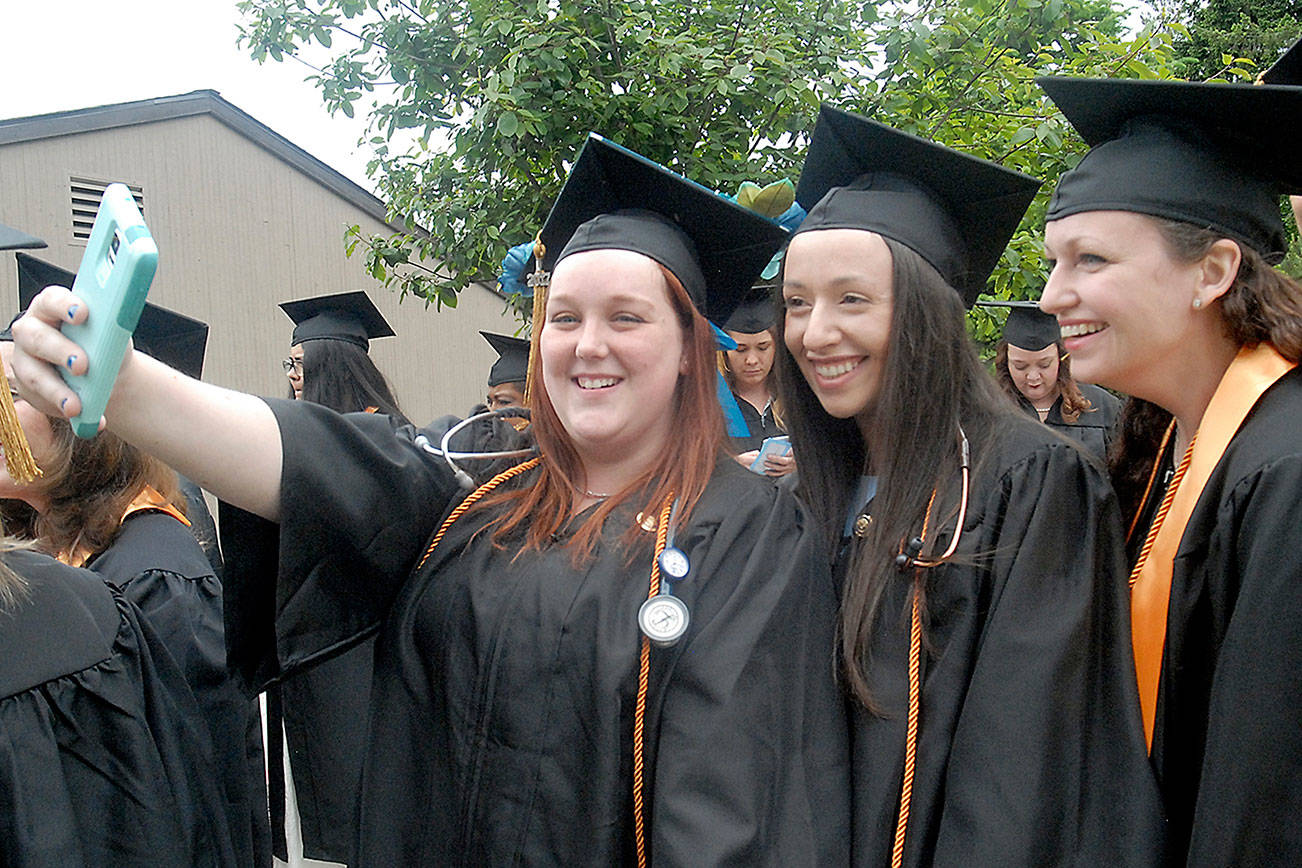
[0,113,518,426]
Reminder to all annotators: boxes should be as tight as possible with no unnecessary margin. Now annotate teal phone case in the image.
[62,183,157,438]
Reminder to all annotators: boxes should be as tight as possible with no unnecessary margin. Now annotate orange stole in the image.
[1130,344,1295,749]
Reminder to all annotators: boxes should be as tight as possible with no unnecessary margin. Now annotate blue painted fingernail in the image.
[67,304,79,320]
[66,355,76,369]
[60,397,67,411]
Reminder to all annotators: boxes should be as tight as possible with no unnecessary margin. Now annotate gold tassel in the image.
[523,233,549,406]
[0,382,41,484]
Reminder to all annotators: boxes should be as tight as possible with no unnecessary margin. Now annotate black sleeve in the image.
[650,485,851,867]
[933,444,1166,866]
[221,398,463,690]
[1185,455,1302,866]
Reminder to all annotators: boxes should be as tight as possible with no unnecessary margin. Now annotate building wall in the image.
[0,112,518,426]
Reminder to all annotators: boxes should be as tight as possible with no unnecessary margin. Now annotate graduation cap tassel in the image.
[0,383,42,484]
[523,233,550,406]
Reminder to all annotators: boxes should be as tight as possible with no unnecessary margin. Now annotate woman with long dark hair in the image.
[13,135,848,866]
[774,104,1162,865]
[1038,75,1302,864]
[280,290,407,422]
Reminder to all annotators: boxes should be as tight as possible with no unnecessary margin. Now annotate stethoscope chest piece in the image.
[657,546,690,581]
[639,593,690,647]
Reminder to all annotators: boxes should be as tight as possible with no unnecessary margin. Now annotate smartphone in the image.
[748,435,792,473]
[62,184,157,438]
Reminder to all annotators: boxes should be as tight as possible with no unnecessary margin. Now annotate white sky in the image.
[2,0,380,192]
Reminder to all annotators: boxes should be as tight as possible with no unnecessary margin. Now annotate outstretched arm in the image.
[10,285,283,520]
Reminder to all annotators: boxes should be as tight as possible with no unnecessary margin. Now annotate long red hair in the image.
[473,262,724,561]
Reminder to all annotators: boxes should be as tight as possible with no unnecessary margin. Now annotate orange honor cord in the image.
[415,457,539,571]
[891,489,937,868]
[633,494,676,868]
[1129,344,1294,749]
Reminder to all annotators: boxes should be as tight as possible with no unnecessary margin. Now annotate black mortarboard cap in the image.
[480,331,530,387]
[1039,76,1302,262]
[976,299,1060,351]
[794,104,1041,307]
[1262,37,1302,85]
[723,291,776,334]
[539,134,788,325]
[0,222,46,252]
[15,253,208,377]
[278,290,395,350]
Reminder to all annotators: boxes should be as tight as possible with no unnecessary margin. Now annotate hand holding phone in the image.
[748,435,792,474]
[61,184,157,438]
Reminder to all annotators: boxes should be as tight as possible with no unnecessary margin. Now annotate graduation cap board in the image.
[14,253,208,379]
[976,299,1060,351]
[723,292,776,335]
[1039,76,1302,262]
[279,290,395,351]
[793,104,1042,307]
[1261,36,1302,85]
[0,222,47,252]
[480,331,529,387]
[538,134,789,327]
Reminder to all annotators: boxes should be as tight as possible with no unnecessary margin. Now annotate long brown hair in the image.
[1109,217,1302,529]
[26,418,184,560]
[994,339,1092,423]
[474,263,723,562]
[776,237,1009,711]
[717,325,786,431]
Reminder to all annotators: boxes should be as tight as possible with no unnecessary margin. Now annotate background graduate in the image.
[12,134,850,866]
[1039,75,1302,865]
[265,288,408,865]
[719,294,795,476]
[773,104,1164,866]
[983,299,1119,460]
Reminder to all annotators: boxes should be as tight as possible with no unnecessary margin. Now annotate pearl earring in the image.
[1192,297,1203,310]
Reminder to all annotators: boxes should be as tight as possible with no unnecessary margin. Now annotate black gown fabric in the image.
[0,549,238,867]
[843,416,1165,866]
[87,511,271,868]
[726,393,783,455]
[223,399,850,866]
[1138,365,1302,866]
[1014,382,1120,461]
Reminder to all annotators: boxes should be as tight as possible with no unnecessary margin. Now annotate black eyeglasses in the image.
[282,358,303,374]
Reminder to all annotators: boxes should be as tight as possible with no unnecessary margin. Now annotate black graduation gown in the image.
[1015,382,1120,461]
[844,417,1165,866]
[726,393,783,455]
[0,549,238,867]
[224,399,851,866]
[1138,366,1302,866]
[86,510,271,868]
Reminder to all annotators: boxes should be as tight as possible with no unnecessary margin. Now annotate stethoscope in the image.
[638,497,692,647]
[412,406,539,489]
[414,406,693,647]
[884,425,972,571]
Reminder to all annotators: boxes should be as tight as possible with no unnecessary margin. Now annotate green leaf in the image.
[497,111,519,137]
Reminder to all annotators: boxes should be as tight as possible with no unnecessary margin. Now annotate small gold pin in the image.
[637,512,657,533]
[852,513,873,538]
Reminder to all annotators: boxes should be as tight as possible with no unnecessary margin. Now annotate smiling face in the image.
[782,229,894,425]
[1006,343,1061,406]
[724,329,776,391]
[1041,210,1203,397]
[539,249,687,469]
